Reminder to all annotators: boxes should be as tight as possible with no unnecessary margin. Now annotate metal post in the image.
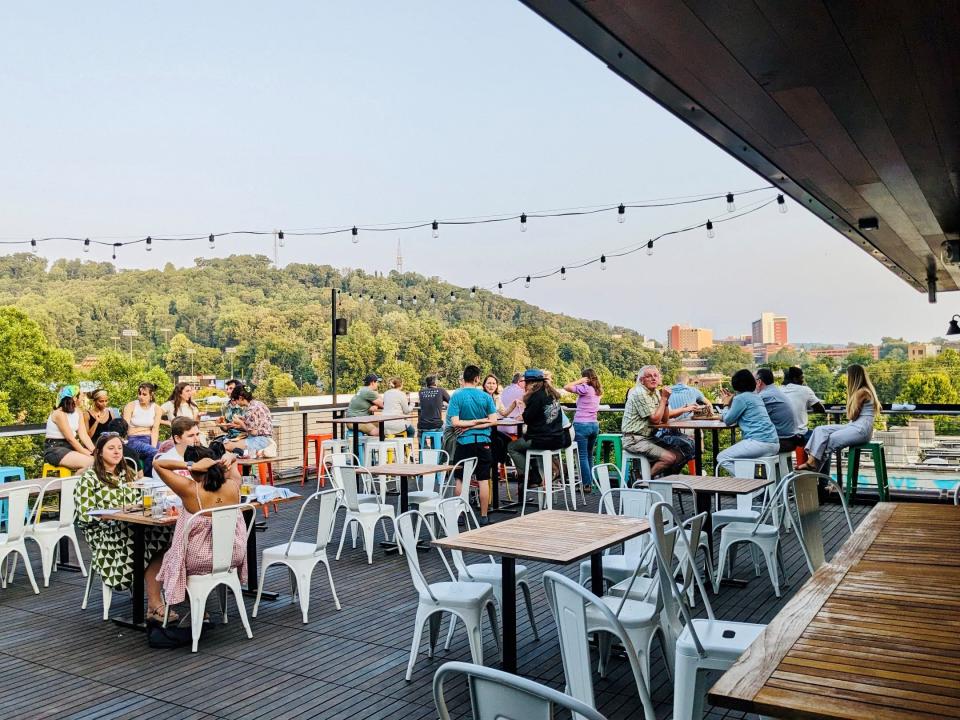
[331,288,338,405]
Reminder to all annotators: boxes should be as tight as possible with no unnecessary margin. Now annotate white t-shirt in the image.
[160,401,198,421]
[382,389,412,435]
[781,384,821,433]
[153,445,188,482]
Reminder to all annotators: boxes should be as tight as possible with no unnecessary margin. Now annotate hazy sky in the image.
[0,2,951,344]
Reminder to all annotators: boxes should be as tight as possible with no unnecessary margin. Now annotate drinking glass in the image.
[142,490,153,516]
[151,489,164,518]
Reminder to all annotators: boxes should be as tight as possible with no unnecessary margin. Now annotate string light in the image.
[617,204,625,223]
[412,295,417,305]
[351,226,359,244]
[208,234,215,250]
[112,242,120,261]
[278,230,285,248]
[777,194,787,214]
[600,254,607,270]
[30,239,37,253]
[450,290,456,302]
[706,220,715,238]
[646,240,654,256]
[520,213,527,232]
[83,238,90,253]
[146,236,152,252]
[524,275,531,288]
[430,293,436,304]
[382,295,388,304]
[561,266,567,280]
[470,286,476,298]
[498,282,503,295]
[726,192,736,212]
[396,295,402,305]
[432,220,439,239]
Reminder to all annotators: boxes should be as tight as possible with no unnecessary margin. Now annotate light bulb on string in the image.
[777,194,787,214]
[561,266,567,280]
[498,283,503,295]
[450,290,456,302]
[351,226,359,244]
[617,204,625,223]
[145,236,152,252]
[600,254,607,270]
[706,220,715,239]
[726,192,736,212]
[112,242,121,261]
[524,275,531,288]
[432,220,439,239]
[646,240,654,256]
[412,295,418,305]
[30,238,37,254]
[382,295,388,304]
[209,234,216,250]
[430,293,436,304]
[470,286,476,299]
[396,295,402,306]
[83,238,90,253]
[278,230,285,248]
[520,213,527,232]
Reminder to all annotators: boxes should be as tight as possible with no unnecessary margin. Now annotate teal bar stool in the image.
[594,434,623,474]
[0,466,26,529]
[420,430,444,450]
[845,441,889,502]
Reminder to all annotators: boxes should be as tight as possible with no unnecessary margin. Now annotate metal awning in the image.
[520,0,960,296]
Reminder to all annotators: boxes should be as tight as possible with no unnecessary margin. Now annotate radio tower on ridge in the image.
[396,239,403,274]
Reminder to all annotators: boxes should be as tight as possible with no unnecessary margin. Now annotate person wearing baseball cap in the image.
[346,373,384,435]
[507,370,571,487]
[43,384,96,471]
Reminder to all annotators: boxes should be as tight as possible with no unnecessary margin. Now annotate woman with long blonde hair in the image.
[799,364,880,472]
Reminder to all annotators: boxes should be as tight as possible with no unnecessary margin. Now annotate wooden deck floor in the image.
[0,482,872,720]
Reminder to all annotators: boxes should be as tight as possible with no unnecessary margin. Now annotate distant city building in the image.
[714,334,753,347]
[680,357,709,373]
[751,312,788,345]
[177,374,218,387]
[667,324,714,352]
[808,345,880,361]
[753,343,786,363]
[908,343,940,361]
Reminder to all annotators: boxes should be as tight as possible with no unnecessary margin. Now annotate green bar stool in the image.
[845,441,889,502]
[594,434,623,473]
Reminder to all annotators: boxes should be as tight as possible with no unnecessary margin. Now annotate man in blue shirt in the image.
[756,368,804,452]
[668,373,714,420]
[447,364,498,524]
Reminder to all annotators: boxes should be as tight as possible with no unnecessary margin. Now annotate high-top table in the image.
[434,510,649,673]
[327,413,416,460]
[652,418,737,475]
[490,418,523,514]
[709,502,960,719]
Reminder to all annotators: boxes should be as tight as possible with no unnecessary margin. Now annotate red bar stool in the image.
[794,446,807,467]
[302,433,333,486]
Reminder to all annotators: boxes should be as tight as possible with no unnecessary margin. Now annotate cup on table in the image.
[142,490,153,516]
[150,489,164,518]
[240,480,253,498]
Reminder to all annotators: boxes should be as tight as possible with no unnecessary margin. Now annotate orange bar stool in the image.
[794,446,807,467]
[302,433,333,486]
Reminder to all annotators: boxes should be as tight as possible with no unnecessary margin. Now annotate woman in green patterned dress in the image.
[74,432,174,621]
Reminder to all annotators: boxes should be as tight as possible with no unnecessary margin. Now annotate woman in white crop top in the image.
[43,385,95,471]
[123,382,162,475]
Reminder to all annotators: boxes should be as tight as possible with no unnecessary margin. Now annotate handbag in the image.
[147,621,194,649]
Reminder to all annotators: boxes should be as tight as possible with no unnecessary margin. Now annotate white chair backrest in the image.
[748,469,797,534]
[330,452,358,467]
[782,471,852,575]
[597,488,662,557]
[436,497,473,576]
[417,448,450,493]
[395,510,455,602]
[285,488,341,555]
[185,503,255,575]
[649,501,715,659]
[335,466,363,511]
[732,459,776,510]
[1,484,40,541]
[454,456,479,503]
[591,464,617,511]
[433,660,609,720]
[34,476,77,529]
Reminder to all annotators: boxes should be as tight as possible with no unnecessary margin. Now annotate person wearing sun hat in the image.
[43,384,96,471]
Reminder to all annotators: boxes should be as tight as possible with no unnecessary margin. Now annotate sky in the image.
[0,1,951,345]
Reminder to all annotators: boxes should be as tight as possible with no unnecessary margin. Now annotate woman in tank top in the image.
[123,382,162,476]
[43,385,95,471]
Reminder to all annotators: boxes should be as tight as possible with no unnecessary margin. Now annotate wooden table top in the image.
[328,414,415,424]
[709,502,960,719]
[236,455,299,466]
[367,463,453,477]
[653,475,773,496]
[654,418,732,430]
[433,510,650,564]
[100,494,302,527]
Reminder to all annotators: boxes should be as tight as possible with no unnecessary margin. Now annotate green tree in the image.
[700,344,754,378]
[80,351,172,409]
[898,373,959,404]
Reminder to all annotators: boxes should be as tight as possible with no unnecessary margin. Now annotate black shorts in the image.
[453,441,492,485]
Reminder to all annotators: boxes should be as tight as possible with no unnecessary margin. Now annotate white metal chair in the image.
[364,439,403,492]
[452,456,480,510]
[782,470,853,576]
[520,448,568,514]
[81,567,113,620]
[433,661,609,720]
[409,448,451,530]
[395,510,500,681]
[712,470,796,597]
[543,571,656,720]
[577,488,661,588]
[0,484,41,594]
[436,498,538,648]
[563,441,587,508]
[253,488,342,623]
[710,457,783,536]
[648,500,766,720]
[25,476,87,587]
[591,464,618,511]
[620,450,651,487]
[335,465,399,565]
[163,503,256,653]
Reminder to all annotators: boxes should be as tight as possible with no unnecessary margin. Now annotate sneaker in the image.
[478,516,491,527]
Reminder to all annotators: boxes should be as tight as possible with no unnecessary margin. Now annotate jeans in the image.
[127,435,158,476]
[715,439,780,475]
[572,421,599,487]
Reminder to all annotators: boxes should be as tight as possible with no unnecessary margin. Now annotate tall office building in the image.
[751,312,788,345]
[668,324,714,352]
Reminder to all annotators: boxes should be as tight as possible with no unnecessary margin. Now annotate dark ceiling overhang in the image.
[520,0,960,296]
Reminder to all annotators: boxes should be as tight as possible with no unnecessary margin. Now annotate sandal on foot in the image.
[147,606,180,624]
